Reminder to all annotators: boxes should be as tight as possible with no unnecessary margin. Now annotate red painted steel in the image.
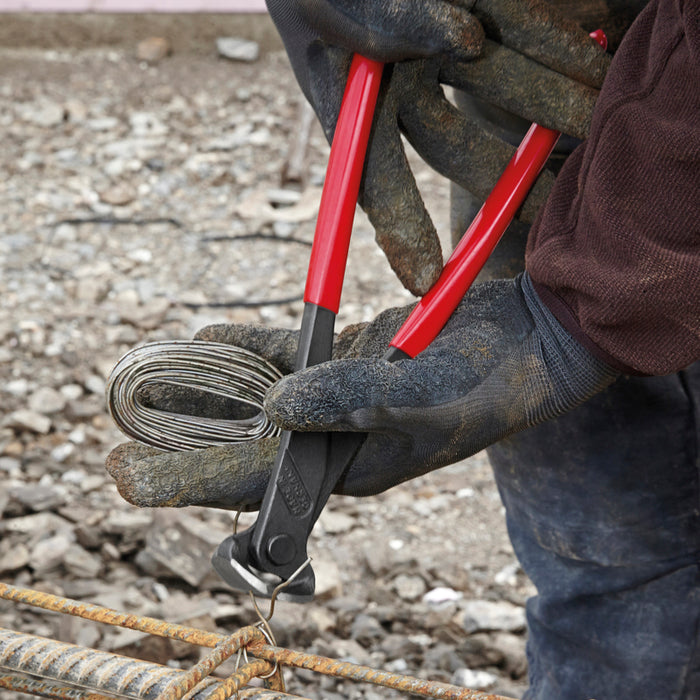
[388,122,559,357]
[390,31,608,358]
[303,56,383,313]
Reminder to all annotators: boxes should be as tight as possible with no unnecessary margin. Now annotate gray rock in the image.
[30,533,73,574]
[101,137,162,159]
[60,384,84,401]
[129,111,168,137]
[378,633,424,661]
[317,510,355,535]
[64,100,87,123]
[101,542,122,561]
[216,37,260,63]
[0,543,30,575]
[137,37,171,63]
[363,543,390,576]
[64,543,103,578]
[459,599,527,634]
[393,574,427,602]
[0,457,22,475]
[267,188,302,207]
[21,101,65,128]
[98,183,137,206]
[102,509,154,539]
[489,632,528,678]
[350,614,385,646]
[51,443,75,462]
[422,643,464,673]
[76,277,110,303]
[307,606,336,634]
[4,409,51,434]
[385,658,409,674]
[28,386,67,414]
[313,557,343,601]
[119,297,170,330]
[9,484,67,512]
[458,633,508,670]
[80,475,106,493]
[451,668,499,691]
[5,379,30,397]
[136,512,228,587]
[65,396,104,419]
[75,621,102,649]
[0,512,74,536]
[316,637,373,667]
[422,586,463,607]
[87,116,120,131]
[270,186,322,223]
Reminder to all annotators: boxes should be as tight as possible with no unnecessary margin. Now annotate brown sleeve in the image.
[525,0,700,376]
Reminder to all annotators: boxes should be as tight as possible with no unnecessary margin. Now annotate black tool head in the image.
[212,533,315,603]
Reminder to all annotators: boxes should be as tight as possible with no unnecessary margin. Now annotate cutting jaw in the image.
[212,530,316,603]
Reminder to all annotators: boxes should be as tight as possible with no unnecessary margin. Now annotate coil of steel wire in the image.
[106,340,282,451]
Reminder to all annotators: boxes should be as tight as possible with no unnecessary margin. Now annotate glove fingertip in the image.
[581,49,612,89]
[265,366,362,432]
[446,12,485,62]
[375,219,443,297]
[105,441,160,475]
[193,323,232,343]
[263,376,312,431]
[105,441,163,505]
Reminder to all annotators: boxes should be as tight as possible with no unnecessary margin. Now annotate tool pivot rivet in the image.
[267,534,296,566]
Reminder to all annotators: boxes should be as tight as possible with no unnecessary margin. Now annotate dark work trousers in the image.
[452,93,700,699]
[490,369,700,699]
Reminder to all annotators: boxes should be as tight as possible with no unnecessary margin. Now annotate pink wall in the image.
[0,0,267,11]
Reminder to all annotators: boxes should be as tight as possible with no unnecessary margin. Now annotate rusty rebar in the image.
[160,631,276,700]
[0,583,514,700]
[0,582,226,648]
[0,673,114,700]
[207,659,276,700]
[0,629,301,700]
[251,645,509,700]
[0,583,285,694]
[0,674,302,700]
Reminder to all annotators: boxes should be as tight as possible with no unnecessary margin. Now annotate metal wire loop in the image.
[246,558,311,681]
[105,340,283,451]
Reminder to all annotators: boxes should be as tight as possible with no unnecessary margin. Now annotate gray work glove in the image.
[266,0,610,294]
[106,274,618,507]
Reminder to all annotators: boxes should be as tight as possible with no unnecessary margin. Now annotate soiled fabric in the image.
[448,4,700,696]
[487,362,700,699]
[264,0,610,296]
[526,0,700,375]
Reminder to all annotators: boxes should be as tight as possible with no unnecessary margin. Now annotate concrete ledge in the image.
[0,13,283,52]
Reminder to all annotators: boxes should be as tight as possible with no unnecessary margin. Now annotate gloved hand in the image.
[266,0,610,294]
[105,274,618,507]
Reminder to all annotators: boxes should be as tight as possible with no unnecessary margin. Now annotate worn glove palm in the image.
[266,0,610,294]
[106,275,618,507]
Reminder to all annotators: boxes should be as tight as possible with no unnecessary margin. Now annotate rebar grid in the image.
[0,674,304,700]
[0,582,512,700]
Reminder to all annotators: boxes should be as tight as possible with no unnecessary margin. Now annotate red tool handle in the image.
[304,55,384,314]
[390,31,607,358]
[388,122,559,357]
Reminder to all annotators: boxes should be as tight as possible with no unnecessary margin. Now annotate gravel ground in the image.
[0,40,535,699]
